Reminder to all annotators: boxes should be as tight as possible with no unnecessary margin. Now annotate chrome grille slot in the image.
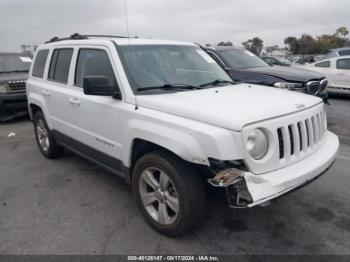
[277,128,284,159]
[316,114,322,141]
[305,119,310,147]
[288,125,294,156]
[306,118,314,148]
[277,110,325,161]
[297,122,303,151]
[311,116,318,144]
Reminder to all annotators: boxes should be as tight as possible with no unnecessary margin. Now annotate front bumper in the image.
[210,131,339,208]
[327,87,350,95]
[0,92,28,121]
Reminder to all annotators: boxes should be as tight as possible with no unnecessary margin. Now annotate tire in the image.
[33,111,64,158]
[132,150,206,237]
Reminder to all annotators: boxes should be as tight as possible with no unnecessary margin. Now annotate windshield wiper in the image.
[199,79,235,88]
[137,84,202,92]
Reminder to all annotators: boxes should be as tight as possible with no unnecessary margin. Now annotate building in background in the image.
[20,44,37,56]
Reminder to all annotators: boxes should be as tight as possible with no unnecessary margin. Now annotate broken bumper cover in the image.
[209,131,339,208]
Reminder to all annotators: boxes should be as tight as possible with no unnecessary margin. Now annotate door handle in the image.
[42,90,51,97]
[68,97,80,106]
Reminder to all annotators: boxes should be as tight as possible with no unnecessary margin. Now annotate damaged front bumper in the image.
[208,131,339,208]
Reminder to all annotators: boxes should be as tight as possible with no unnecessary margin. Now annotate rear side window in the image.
[315,61,330,68]
[32,49,49,78]
[338,50,350,56]
[75,49,116,87]
[336,58,350,70]
[48,49,73,84]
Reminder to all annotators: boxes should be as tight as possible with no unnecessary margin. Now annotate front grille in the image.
[277,110,326,160]
[306,81,320,95]
[8,81,26,92]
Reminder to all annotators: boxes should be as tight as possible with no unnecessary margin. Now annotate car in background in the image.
[203,46,328,100]
[294,55,316,64]
[315,55,327,62]
[261,56,292,66]
[307,56,350,95]
[0,52,32,121]
[326,47,350,58]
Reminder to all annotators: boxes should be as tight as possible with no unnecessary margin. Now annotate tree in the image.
[299,34,316,55]
[315,34,346,54]
[217,41,233,46]
[242,37,264,55]
[336,26,349,38]
[284,36,300,54]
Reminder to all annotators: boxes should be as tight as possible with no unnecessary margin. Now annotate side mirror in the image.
[83,75,122,100]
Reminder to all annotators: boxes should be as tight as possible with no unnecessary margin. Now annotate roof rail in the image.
[45,33,135,44]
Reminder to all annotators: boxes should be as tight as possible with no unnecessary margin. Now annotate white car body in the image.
[26,37,339,208]
[307,56,350,94]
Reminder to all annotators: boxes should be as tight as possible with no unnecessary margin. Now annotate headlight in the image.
[274,82,303,89]
[0,84,9,94]
[247,128,268,160]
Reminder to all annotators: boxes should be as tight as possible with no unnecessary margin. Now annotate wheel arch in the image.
[27,92,52,128]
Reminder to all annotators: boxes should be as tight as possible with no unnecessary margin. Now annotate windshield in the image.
[117,45,232,91]
[274,56,291,64]
[218,49,269,69]
[0,54,32,73]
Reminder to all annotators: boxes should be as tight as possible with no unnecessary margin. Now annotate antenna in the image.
[123,0,130,39]
[123,0,138,110]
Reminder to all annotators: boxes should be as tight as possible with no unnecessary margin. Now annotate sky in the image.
[0,0,349,52]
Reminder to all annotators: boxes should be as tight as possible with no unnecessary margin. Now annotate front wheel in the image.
[132,151,206,237]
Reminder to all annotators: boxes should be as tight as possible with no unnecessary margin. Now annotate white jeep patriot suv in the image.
[26,34,339,236]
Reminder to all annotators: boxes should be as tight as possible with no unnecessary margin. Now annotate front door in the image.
[65,47,124,173]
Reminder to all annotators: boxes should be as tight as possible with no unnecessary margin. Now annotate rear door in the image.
[44,48,75,134]
[335,58,350,88]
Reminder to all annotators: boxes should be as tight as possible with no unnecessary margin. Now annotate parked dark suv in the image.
[0,52,32,121]
[204,46,328,100]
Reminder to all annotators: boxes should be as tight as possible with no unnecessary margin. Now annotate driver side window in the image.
[75,49,117,87]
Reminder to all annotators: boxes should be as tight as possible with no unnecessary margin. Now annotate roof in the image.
[204,45,243,51]
[40,34,196,48]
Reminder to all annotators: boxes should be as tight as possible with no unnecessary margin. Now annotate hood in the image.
[244,65,324,83]
[0,72,28,84]
[136,84,322,131]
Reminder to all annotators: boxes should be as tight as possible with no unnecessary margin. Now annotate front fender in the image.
[121,108,244,167]
[122,119,206,167]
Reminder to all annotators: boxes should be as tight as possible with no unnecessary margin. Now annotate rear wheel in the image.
[132,150,206,237]
[34,111,64,158]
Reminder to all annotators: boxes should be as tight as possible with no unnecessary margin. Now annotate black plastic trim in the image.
[52,130,129,182]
